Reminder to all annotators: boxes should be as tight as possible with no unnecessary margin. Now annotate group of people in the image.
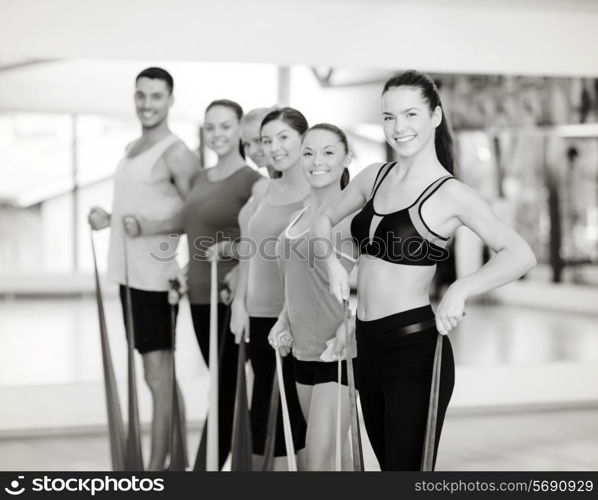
[88,66,536,472]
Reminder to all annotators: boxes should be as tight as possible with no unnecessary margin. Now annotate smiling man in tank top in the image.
[88,67,198,470]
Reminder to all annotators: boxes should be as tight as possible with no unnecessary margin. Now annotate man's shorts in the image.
[119,285,178,354]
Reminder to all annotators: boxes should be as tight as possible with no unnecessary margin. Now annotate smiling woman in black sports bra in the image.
[313,70,536,471]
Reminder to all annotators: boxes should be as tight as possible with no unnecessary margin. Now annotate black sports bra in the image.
[350,162,454,266]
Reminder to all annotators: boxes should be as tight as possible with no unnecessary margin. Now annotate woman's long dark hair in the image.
[205,99,246,160]
[383,70,455,174]
[303,123,351,189]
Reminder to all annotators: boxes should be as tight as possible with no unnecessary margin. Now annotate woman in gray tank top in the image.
[182,99,263,469]
[230,108,311,470]
[269,124,359,470]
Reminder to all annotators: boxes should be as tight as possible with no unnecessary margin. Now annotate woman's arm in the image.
[334,214,360,268]
[233,178,268,306]
[230,178,269,342]
[435,181,537,334]
[313,163,381,302]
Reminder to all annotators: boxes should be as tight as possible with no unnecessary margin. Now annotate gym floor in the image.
[0,296,597,471]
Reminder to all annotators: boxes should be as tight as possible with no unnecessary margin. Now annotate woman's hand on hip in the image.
[435,282,467,335]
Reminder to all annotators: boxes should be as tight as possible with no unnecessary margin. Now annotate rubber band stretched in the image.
[421,334,443,471]
[192,307,229,471]
[275,348,297,471]
[343,300,363,471]
[90,231,126,471]
[260,372,279,471]
[167,278,187,471]
[206,258,219,471]
[123,233,144,471]
[230,330,252,471]
[335,359,342,471]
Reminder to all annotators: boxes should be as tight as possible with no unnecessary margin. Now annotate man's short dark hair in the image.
[135,67,174,94]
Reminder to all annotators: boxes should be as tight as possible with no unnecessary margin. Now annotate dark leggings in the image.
[356,305,455,471]
[248,317,306,457]
[190,303,238,470]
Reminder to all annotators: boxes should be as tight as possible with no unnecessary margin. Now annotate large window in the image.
[0,112,198,275]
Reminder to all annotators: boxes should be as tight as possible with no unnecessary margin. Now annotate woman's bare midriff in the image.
[356,255,435,321]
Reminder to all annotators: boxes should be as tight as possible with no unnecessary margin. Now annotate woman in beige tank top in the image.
[230,108,311,470]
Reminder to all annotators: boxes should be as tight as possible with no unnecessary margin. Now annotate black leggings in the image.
[356,305,455,471]
[190,303,238,470]
[248,317,306,457]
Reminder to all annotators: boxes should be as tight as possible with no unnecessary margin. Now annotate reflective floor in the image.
[2,296,597,386]
[0,407,596,471]
[0,295,597,470]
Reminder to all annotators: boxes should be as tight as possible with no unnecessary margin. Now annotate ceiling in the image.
[2,0,598,76]
[2,0,598,207]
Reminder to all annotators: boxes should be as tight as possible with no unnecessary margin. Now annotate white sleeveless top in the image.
[106,134,183,291]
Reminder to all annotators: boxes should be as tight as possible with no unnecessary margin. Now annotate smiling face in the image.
[204,105,242,157]
[260,119,302,172]
[382,86,441,159]
[301,128,349,189]
[241,119,269,168]
[134,77,173,130]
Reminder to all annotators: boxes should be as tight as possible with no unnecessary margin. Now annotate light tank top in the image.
[107,134,183,291]
[246,195,306,317]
